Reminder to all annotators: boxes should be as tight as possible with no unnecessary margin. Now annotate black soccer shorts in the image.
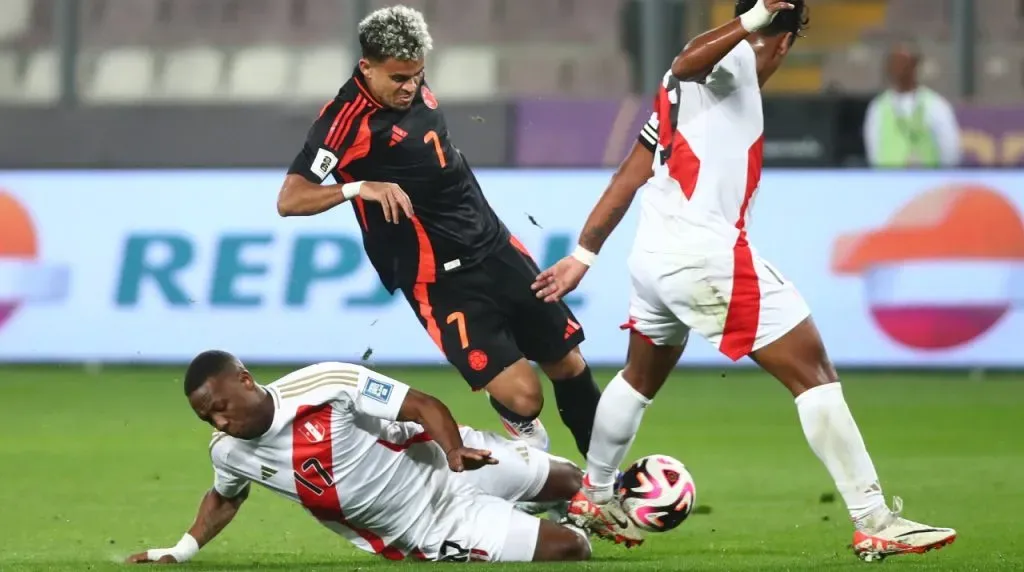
[401,237,585,390]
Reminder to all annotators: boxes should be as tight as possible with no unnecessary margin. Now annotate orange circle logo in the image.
[468,349,488,371]
[0,191,70,329]
[832,184,1024,349]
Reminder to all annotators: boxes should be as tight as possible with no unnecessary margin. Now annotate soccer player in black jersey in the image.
[275,5,601,458]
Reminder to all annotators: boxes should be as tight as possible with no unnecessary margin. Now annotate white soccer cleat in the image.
[566,476,645,548]
[499,416,550,452]
[852,497,956,562]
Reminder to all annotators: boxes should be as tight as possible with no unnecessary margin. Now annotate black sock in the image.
[488,394,538,424]
[552,366,602,456]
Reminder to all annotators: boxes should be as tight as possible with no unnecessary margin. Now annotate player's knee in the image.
[503,390,543,419]
[559,529,591,561]
[539,347,586,380]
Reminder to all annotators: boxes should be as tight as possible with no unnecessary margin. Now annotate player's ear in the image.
[239,369,255,389]
[776,33,793,58]
[358,58,372,77]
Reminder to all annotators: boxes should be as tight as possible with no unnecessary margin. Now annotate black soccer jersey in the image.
[288,68,509,293]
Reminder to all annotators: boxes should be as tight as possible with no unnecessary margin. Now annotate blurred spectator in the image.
[862,41,961,168]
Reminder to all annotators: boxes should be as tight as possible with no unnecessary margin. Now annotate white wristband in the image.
[571,245,597,267]
[146,533,199,563]
[739,0,774,32]
[341,181,363,201]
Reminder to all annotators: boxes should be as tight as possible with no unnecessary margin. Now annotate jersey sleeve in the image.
[348,367,411,422]
[638,109,659,153]
[704,41,757,94]
[287,96,376,183]
[209,433,251,499]
[296,362,411,422]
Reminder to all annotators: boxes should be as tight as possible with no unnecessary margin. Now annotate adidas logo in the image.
[261,465,278,480]
[563,318,581,340]
[389,125,408,147]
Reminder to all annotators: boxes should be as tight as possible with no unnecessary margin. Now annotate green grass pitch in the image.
[1,365,1022,571]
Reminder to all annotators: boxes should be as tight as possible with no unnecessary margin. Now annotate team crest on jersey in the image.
[300,420,327,443]
[362,378,394,403]
[421,85,438,110]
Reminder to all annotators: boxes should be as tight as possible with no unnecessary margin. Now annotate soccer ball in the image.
[618,455,696,532]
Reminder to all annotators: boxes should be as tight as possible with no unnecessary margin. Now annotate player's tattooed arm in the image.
[187,487,249,547]
[397,389,497,472]
[578,141,655,253]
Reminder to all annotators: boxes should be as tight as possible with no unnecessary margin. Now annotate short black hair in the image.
[184,350,237,396]
[735,0,809,44]
[358,5,434,62]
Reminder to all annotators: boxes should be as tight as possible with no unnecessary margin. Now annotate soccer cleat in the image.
[566,476,645,548]
[499,416,550,452]
[852,497,956,562]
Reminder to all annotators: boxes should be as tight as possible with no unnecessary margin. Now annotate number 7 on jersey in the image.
[424,130,447,168]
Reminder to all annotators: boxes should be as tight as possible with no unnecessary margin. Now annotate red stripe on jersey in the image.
[654,85,700,199]
[669,133,700,200]
[338,110,377,170]
[412,283,444,351]
[655,86,673,149]
[327,96,365,151]
[324,101,353,149]
[292,404,405,560]
[719,136,765,361]
[410,216,436,283]
[509,235,532,259]
[355,75,385,108]
[339,171,369,231]
[375,431,434,452]
[317,99,333,119]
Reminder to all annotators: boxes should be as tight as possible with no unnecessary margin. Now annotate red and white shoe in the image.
[566,476,645,548]
[499,416,550,452]
[852,497,956,562]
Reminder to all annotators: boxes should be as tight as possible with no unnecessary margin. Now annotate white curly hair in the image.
[358,5,434,62]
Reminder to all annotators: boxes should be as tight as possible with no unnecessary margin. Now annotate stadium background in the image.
[1,1,1022,571]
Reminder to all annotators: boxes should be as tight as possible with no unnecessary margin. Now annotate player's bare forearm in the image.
[578,141,655,253]
[670,19,749,81]
[397,389,465,455]
[276,174,347,217]
[186,488,247,547]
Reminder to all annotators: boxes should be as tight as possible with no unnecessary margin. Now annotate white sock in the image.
[795,383,886,522]
[584,371,651,503]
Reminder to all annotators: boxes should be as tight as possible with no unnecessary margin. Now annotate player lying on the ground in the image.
[532,0,956,562]
[126,351,591,564]
[276,4,602,459]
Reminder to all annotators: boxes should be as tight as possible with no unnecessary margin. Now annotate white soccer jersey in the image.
[636,40,765,251]
[208,362,474,561]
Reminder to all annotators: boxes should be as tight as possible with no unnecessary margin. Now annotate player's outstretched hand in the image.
[359,181,415,224]
[125,551,178,564]
[446,447,498,472]
[531,256,589,303]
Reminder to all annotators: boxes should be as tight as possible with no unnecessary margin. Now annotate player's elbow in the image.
[276,191,295,217]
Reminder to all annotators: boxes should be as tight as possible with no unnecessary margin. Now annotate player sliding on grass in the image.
[275,4,603,460]
[532,0,956,562]
[126,351,591,564]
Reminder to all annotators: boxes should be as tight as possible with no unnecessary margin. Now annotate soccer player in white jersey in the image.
[532,0,956,562]
[125,351,591,564]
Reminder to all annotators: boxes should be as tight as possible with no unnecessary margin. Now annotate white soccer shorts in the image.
[624,243,811,360]
[431,428,562,562]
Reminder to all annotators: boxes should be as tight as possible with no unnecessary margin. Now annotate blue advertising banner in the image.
[1,169,1022,367]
